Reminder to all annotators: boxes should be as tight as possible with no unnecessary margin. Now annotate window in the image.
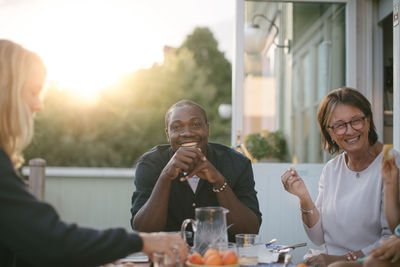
[243,1,346,163]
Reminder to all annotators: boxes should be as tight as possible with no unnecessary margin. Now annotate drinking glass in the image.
[209,242,237,254]
[235,234,259,266]
[152,253,172,267]
[152,252,183,267]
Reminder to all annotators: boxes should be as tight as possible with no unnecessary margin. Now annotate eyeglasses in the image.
[327,116,367,136]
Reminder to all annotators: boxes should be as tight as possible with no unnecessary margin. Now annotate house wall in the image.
[253,162,324,263]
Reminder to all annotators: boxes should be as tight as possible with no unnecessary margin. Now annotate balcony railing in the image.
[22,162,324,262]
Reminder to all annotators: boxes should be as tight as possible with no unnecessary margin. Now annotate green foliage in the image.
[179,27,231,105]
[244,130,287,161]
[24,27,232,167]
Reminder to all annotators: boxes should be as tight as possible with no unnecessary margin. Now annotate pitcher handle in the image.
[181,218,196,244]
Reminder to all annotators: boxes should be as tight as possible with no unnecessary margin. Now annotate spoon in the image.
[265,238,277,246]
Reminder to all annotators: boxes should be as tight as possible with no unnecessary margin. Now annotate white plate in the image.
[119,252,149,263]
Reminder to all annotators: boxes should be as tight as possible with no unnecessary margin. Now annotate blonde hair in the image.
[0,40,46,168]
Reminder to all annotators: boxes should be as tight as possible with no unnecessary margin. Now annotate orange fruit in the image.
[203,248,219,262]
[221,251,238,265]
[188,253,204,265]
[219,251,229,259]
[204,253,223,266]
[297,264,308,267]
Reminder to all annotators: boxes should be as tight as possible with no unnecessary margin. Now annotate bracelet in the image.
[300,206,315,214]
[345,251,358,261]
[212,182,227,193]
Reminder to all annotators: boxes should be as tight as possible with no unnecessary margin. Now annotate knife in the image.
[277,242,307,251]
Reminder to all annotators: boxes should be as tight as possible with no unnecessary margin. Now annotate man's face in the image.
[166,105,209,154]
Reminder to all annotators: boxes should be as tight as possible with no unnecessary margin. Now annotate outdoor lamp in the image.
[218,103,232,119]
[245,23,267,54]
[245,13,291,54]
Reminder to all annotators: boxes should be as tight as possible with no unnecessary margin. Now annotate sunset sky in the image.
[0,0,234,98]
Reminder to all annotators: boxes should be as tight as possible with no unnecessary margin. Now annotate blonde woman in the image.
[0,39,188,267]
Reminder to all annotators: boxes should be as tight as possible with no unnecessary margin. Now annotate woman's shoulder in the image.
[0,148,25,187]
[0,148,15,173]
[323,153,345,169]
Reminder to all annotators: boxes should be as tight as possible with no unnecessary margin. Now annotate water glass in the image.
[153,253,171,267]
[235,234,259,266]
[209,242,237,254]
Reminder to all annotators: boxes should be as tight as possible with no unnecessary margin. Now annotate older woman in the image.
[0,39,188,267]
[281,87,397,267]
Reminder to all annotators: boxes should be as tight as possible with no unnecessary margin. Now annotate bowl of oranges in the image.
[187,247,239,267]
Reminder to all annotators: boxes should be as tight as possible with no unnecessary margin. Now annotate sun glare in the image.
[23,1,165,103]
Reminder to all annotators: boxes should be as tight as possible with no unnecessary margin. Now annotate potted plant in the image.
[244,130,287,162]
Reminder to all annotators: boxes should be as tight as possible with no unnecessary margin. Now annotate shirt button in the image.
[192,203,196,207]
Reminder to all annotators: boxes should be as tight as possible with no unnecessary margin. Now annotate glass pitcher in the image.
[181,206,229,255]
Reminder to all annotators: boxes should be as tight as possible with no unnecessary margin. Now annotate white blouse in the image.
[304,150,399,255]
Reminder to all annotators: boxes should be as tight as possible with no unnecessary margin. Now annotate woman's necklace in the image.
[346,146,379,178]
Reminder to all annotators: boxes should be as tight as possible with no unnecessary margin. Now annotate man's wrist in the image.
[212,173,226,187]
[213,181,228,193]
[212,175,228,192]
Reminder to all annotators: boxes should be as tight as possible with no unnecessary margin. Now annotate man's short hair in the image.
[165,100,208,128]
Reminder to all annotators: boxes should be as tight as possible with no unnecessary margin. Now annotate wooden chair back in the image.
[28,158,46,200]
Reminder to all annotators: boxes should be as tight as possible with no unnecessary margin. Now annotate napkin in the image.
[303,248,323,261]
[257,244,280,263]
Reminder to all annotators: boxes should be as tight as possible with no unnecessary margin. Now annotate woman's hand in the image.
[139,232,188,263]
[382,158,399,187]
[281,167,309,199]
[370,235,400,263]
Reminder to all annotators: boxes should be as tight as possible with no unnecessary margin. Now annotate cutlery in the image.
[274,243,307,252]
[278,242,307,250]
[265,238,277,246]
[283,254,292,267]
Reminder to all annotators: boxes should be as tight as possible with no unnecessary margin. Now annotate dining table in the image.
[111,262,298,267]
[108,243,303,267]
[108,253,300,267]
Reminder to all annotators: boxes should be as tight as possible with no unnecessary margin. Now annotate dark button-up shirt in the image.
[130,142,262,232]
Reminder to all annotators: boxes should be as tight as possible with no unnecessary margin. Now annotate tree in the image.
[179,27,231,103]
[25,27,232,167]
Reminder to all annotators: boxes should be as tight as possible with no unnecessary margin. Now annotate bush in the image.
[245,130,287,161]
